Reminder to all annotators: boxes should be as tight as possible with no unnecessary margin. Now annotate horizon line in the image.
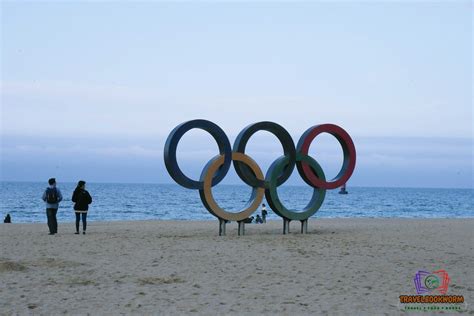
[1,180,472,190]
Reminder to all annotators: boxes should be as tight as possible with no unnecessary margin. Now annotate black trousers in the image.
[75,212,87,232]
[46,208,58,234]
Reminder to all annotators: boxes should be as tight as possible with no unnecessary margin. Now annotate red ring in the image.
[298,124,356,190]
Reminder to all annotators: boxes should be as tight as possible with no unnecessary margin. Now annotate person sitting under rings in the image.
[242,216,254,224]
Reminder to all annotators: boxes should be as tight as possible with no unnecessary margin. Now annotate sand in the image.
[0,219,473,315]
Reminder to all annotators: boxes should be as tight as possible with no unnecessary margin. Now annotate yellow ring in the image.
[200,152,265,221]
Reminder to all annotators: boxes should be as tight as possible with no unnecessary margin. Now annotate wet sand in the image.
[0,219,473,315]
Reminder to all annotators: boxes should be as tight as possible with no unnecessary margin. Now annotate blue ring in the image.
[164,119,232,189]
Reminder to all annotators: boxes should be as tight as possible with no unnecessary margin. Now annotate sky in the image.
[1,1,472,188]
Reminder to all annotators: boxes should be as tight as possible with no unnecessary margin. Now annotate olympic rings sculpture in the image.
[164,120,356,235]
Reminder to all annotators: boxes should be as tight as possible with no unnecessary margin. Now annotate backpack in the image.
[46,188,58,204]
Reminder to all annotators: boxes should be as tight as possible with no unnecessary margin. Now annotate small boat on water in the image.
[339,184,348,194]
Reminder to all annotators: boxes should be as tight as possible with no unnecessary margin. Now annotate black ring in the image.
[164,119,232,189]
[232,121,296,187]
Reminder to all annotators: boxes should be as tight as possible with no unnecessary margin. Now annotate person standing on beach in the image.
[42,178,63,235]
[261,203,268,223]
[72,180,92,235]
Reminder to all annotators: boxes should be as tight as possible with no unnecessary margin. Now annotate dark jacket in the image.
[72,189,92,211]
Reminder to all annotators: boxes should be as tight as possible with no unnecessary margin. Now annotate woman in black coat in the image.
[72,180,92,234]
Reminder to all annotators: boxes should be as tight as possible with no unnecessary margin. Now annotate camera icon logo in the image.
[414,270,450,295]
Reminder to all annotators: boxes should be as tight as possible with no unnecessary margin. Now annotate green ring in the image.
[265,153,326,221]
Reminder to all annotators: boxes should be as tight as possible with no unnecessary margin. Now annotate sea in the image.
[1,182,473,223]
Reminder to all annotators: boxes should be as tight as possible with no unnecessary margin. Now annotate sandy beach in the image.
[0,219,472,315]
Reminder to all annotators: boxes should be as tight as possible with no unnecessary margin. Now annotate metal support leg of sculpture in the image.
[238,221,245,236]
[300,219,308,234]
[219,218,226,236]
[283,218,291,234]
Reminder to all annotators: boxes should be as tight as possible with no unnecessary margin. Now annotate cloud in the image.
[2,144,162,159]
[1,134,471,188]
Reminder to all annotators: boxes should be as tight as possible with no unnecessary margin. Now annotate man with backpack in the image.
[42,178,63,235]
